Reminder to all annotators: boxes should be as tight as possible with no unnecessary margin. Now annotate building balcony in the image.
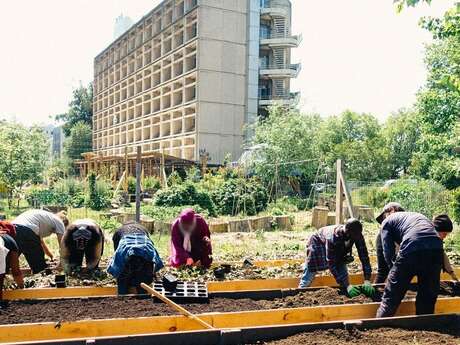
[259,63,301,78]
[258,92,300,106]
[260,33,302,48]
[260,0,289,18]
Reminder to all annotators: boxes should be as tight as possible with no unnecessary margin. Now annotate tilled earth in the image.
[0,288,373,325]
[258,327,460,345]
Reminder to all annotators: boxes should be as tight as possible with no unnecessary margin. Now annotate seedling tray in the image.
[153,281,209,303]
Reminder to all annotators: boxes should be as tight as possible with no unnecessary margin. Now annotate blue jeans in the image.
[117,256,154,295]
[299,264,348,288]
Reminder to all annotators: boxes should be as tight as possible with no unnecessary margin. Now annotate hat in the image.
[433,214,453,233]
[179,208,196,224]
[376,202,404,224]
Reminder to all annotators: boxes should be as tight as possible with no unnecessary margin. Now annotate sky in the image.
[0,0,455,125]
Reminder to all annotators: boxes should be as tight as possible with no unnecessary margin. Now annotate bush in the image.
[212,177,269,216]
[387,179,452,218]
[86,173,112,211]
[127,176,137,194]
[452,188,460,224]
[143,176,161,193]
[154,182,216,217]
[353,186,388,209]
[142,204,210,222]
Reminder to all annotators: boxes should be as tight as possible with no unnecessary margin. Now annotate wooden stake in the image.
[335,159,344,224]
[135,146,142,222]
[140,283,214,330]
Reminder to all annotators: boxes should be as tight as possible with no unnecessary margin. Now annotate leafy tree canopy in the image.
[64,121,93,160]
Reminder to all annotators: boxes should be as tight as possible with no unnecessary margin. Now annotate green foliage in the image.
[53,178,86,208]
[386,179,452,218]
[451,188,460,224]
[212,178,268,216]
[127,176,137,194]
[352,186,389,209]
[86,173,111,211]
[143,176,161,193]
[142,204,210,222]
[56,83,93,136]
[154,182,216,217]
[64,121,93,160]
[25,187,69,207]
[0,123,49,204]
[167,171,183,186]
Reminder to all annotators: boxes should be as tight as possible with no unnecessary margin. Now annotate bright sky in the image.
[0,0,455,125]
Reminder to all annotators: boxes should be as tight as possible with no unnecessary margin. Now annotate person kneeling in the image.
[170,208,212,269]
[0,234,24,304]
[299,219,375,298]
[108,222,163,295]
[61,219,104,273]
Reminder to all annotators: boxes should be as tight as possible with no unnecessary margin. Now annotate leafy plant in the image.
[86,173,111,211]
[142,204,210,222]
[143,176,161,193]
[451,188,460,224]
[154,182,216,217]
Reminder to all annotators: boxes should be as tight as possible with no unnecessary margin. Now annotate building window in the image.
[260,24,271,39]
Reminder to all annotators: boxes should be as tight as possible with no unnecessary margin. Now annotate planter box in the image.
[228,219,252,233]
[209,222,229,233]
[154,221,172,234]
[273,215,292,230]
[140,216,155,233]
[250,216,273,231]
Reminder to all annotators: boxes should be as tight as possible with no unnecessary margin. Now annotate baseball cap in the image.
[376,202,404,224]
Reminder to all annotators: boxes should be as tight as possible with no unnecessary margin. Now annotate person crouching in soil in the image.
[170,208,212,269]
[299,218,375,298]
[376,212,449,317]
[61,219,104,273]
[12,210,69,274]
[108,222,163,295]
[0,229,24,305]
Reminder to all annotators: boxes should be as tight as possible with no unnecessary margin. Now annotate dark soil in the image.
[259,327,460,345]
[0,288,373,325]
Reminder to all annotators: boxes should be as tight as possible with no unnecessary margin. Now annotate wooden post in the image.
[160,151,166,187]
[135,146,142,223]
[335,159,344,225]
[123,147,129,192]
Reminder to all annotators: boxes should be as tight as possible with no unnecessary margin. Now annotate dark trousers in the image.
[117,256,154,295]
[375,233,390,284]
[376,249,443,317]
[14,225,47,274]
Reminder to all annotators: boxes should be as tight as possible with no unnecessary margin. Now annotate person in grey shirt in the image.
[12,210,69,273]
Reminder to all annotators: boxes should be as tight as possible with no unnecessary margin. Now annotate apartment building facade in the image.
[93,0,299,164]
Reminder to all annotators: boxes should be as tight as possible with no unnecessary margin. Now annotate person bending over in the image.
[170,208,212,269]
[12,210,68,274]
[61,219,104,273]
[0,234,24,303]
[108,222,163,295]
[376,212,449,317]
[299,218,375,298]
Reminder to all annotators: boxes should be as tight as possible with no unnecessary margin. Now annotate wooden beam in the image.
[335,159,344,224]
[1,298,460,343]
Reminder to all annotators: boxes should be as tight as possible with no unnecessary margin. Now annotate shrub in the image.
[143,176,161,193]
[142,204,210,222]
[154,182,216,216]
[167,171,183,186]
[127,176,137,194]
[86,173,112,211]
[387,179,452,218]
[353,186,388,209]
[452,188,460,224]
[212,177,269,216]
[25,187,70,207]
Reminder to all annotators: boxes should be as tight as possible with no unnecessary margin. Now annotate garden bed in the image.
[258,327,460,345]
[0,288,373,325]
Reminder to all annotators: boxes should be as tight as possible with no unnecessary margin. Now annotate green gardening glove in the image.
[361,280,376,297]
[347,285,361,298]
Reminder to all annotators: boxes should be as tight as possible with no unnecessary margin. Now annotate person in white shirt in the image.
[12,210,69,273]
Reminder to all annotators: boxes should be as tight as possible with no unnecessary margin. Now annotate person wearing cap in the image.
[432,215,458,282]
[60,219,104,273]
[108,222,164,295]
[170,208,212,269]
[0,234,24,303]
[12,210,69,274]
[374,202,405,284]
[376,212,448,317]
[299,219,375,298]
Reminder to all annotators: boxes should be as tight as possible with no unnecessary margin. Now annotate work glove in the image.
[186,258,194,266]
[347,284,361,298]
[361,280,376,297]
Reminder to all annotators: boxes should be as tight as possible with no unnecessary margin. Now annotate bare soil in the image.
[259,328,460,345]
[0,288,372,325]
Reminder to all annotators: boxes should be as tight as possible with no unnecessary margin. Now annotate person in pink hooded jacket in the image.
[169,208,212,268]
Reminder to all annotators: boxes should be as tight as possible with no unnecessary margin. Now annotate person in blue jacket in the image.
[376,212,452,317]
[108,222,163,295]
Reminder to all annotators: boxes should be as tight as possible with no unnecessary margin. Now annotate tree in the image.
[317,111,391,182]
[248,105,322,194]
[56,83,93,136]
[0,123,49,206]
[382,109,420,177]
[64,122,93,160]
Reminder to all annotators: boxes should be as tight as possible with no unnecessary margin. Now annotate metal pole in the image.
[135,146,142,222]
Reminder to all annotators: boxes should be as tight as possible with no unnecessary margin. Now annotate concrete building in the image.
[93,0,300,164]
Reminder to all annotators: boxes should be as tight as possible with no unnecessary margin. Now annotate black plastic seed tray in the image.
[152,281,209,304]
